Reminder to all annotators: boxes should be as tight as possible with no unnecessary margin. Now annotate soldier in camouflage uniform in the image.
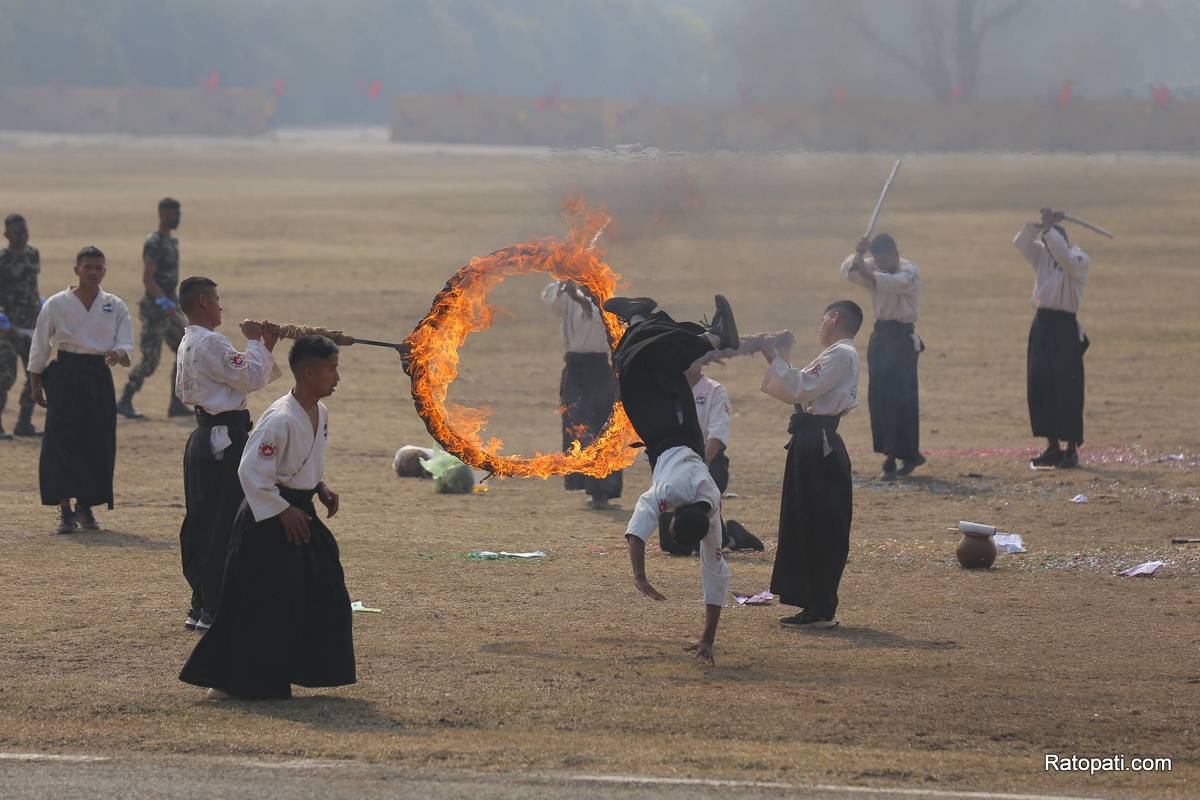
[0,213,42,439]
[118,197,190,419]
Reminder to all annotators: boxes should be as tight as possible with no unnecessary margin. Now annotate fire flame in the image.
[403,199,638,479]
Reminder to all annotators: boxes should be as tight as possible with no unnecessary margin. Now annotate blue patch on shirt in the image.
[102,302,114,313]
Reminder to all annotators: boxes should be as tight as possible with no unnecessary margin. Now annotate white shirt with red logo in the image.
[625,445,730,606]
[761,338,859,417]
[176,325,281,456]
[239,392,328,521]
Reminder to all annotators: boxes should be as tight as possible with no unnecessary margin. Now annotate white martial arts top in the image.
[239,392,329,522]
[176,325,282,456]
[540,281,609,354]
[1014,223,1089,313]
[840,255,921,324]
[692,375,731,447]
[625,445,731,606]
[28,287,134,374]
[761,339,860,416]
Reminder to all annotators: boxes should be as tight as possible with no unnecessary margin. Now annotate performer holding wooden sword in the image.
[1015,207,1094,469]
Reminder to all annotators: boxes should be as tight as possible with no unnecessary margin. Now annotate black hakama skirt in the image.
[180,409,252,614]
[560,352,623,500]
[1027,308,1086,446]
[38,352,116,508]
[867,320,921,460]
[770,412,853,619]
[179,487,356,699]
[612,311,709,467]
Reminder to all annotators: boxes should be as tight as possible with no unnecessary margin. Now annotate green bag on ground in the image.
[421,450,477,494]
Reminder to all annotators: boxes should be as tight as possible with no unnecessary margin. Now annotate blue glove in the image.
[0,312,10,331]
[154,296,177,312]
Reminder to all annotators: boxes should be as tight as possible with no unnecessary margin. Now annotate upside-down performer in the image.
[180,335,355,699]
[759,301,863,630]
[1014,208,1090,469]
[602,294,739,665]
[174,277,282,633]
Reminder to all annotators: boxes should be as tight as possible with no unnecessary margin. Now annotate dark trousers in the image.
[770,413,853,619]
[38,352,116,509]
[180,409,252,614]
[867,320,921,460]
[612,311,710,467]
[1027,308,1086,446]
[560,352,623,500]
[179,487,356,699]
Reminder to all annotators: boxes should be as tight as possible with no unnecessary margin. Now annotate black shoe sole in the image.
[712,294,738,350]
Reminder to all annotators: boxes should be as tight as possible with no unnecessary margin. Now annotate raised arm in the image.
[691,505,729,665]
[761,347,849,406]
[1042,227,1090,283]
[872,261,920,296]
[1013,221,1044,267]
[200,326,282,393]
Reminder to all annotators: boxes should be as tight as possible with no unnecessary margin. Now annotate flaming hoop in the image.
[402,200,639,479]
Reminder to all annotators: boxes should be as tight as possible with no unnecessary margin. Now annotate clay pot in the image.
[957,530,997,569]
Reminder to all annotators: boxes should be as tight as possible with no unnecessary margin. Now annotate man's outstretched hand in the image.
[634,576,666,601]
[686,640,715,665]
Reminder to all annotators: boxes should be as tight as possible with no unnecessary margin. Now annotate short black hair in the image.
[179,276,217,313]
[824,299,863,338]
[289,334,339,372]
[869,233,898,255]
[671,501,711,549]
[76,245,105,264]
[4,213,26,228]
[158,197,181,211]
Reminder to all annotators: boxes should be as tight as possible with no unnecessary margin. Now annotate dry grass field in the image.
[0,138,1197,798]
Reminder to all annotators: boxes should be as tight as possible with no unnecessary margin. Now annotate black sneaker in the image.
[168,397,191,418]
[1058,449,1079,469]
[116,399,145,420]
[76,505,100,530]
[897,453,927,476]
[13,420,40,437]
[195,611,215,632]
[184,610,200,631]
[602,296,658,323]
[1030,446,1063,468]
[780,610,839,630]
[706,295,739,351]
[55,508,79,535]
[0,425,11,441]
[880,457,897,480]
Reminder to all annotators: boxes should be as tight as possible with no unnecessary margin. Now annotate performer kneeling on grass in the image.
[175,277,282,633]
[28,247,133,534]
[180,335,355,700]
[1014,208,1090,470]
[759,301,862,630]
[603,294,739,665]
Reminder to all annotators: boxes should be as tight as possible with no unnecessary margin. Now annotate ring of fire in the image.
[402,202,640,479]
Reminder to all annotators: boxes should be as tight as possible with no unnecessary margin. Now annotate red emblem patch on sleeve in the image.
[809,362,822,376]
[228,352,248,369]
[658,499,669,513]
[258,443,276,458]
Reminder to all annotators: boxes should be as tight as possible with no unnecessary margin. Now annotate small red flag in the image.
[367,79,382,100]
[204,70,221,91]
[272,78,287,98]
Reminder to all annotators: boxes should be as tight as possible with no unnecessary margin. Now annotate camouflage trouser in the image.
[0,331,35,422]
[124,297,185,394]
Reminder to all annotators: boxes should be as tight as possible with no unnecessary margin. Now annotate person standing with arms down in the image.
[0,213,42,438]
[841,233,924,480]
[1014,208,1090,469]
[28,247,133,534]
[759,301,862,630]
[180,335,355,700]
[118,197,189,419]
[174,277,282,633]
[541,279,622,508]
